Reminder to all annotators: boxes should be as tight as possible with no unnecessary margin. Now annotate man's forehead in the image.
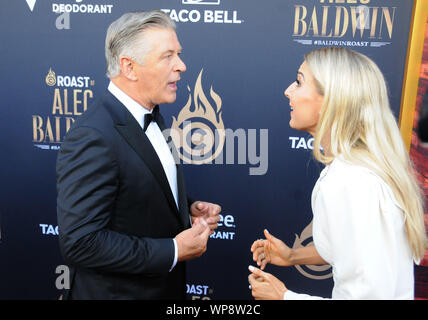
[142,27,181,51]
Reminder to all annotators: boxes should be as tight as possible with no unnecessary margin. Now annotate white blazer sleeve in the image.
[312,172,400,299]
[283,290,328,300]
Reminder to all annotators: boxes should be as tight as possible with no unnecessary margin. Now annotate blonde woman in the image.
[249,47,427,300]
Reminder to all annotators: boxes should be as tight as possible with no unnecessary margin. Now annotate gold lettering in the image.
[32,115,44,142]
[308,7,319,36]
[293,5,307,36]
[44,117,55,143]
[334,6,349,37]
[55,116,61,142]
[66,117,75,134]
[350,6,368,38]
[83,89,93,113]
[64,89,72,116]
[73,89,82,116]
[370,7,378,38]
[379,7,395,39]
[33,114,79,144]
[350,7,358,37]
[321,6,333,37]
[52,88,63,115]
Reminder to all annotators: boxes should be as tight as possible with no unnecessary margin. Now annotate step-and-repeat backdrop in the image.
[0,0,415,299]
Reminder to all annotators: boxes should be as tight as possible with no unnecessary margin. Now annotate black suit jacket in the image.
[56,90,192,299]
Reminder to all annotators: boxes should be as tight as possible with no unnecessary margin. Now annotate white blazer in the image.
[284,157,414,300]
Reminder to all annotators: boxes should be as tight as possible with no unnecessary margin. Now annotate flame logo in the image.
[45,68,56,86]
[171,69,225,164]
[293,220,332,280]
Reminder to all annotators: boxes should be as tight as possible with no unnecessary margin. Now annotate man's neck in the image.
[110,77,154,111]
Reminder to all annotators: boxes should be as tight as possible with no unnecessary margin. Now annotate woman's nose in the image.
[284,83,294,99]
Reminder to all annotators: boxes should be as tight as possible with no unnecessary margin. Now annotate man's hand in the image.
[175,218,211,262]
[190,201,221,234]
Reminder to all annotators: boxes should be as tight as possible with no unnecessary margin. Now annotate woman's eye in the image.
[295,79,301,86]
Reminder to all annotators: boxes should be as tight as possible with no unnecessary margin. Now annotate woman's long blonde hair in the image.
[305,47,427,261]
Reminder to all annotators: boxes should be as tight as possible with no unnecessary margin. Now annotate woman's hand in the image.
[250,229,293,270]
[248,265,287,300]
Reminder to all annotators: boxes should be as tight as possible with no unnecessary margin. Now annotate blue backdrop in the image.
[0,0,414,299]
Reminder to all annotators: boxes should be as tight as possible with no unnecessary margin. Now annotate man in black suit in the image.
[56,10,221,299]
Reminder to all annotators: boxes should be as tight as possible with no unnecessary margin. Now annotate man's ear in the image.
[119,56,138,81]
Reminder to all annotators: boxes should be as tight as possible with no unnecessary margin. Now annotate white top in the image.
[108,81,179,271]
[284,158,414,300]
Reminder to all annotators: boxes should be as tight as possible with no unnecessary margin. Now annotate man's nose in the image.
[175,56,186,73]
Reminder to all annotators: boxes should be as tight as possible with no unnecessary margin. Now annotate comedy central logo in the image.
[292,221,332,280]
[170,69,225,165]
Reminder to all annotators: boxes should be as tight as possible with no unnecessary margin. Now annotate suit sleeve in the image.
[56,126,174,274]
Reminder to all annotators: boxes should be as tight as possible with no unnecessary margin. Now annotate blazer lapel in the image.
[157,111,191,229]
[102,91,182,222]
[176,164,191,228]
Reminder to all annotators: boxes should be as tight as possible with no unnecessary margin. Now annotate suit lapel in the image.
[157,111,191,229]
[176,164,191,228]
[102,91,182,223]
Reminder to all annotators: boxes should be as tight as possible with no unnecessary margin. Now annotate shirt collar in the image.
[108,81,152,129]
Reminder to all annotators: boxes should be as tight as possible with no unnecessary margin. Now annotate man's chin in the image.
[163,94,177,105]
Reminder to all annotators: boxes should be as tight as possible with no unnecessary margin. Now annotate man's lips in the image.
[168,80,179,91]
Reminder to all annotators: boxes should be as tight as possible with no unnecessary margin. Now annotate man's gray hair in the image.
[105,10,176,78]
